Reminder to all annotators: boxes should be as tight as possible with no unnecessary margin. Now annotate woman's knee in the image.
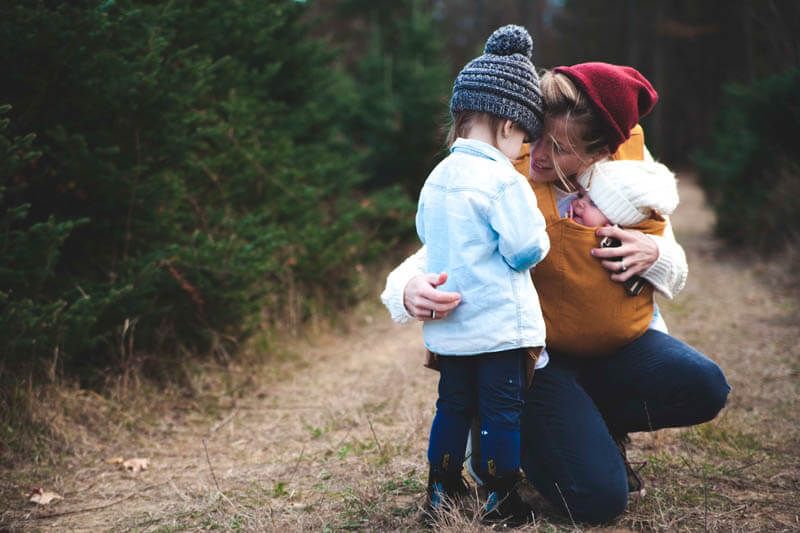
[690,358,731,423]
[567,481,628,524]
[658,335,732,424]
[533,471,628,524]
[521,439,629,524]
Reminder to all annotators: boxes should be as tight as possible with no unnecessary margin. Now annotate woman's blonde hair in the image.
[540,70,611,188]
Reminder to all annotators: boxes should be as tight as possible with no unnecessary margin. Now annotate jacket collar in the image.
[451,138,513,168]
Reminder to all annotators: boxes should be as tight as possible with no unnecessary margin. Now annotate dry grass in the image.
[1,174,798,532]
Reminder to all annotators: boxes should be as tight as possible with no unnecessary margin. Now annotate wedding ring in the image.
[620,259,627,273]
[431,309,436,319]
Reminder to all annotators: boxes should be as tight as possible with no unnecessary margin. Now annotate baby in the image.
[568,159,678,230]
[536,158,679,358]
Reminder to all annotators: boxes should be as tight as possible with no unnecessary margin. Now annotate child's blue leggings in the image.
[427,349,525,476]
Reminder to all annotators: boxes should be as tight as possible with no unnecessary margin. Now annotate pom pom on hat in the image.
[553,62,658,153]
[451,25,543,140]
[484,24,533,58]
[577,159,679,226]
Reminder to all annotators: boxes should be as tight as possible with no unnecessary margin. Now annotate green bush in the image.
[338,0,452,196]
[693,68,800,252]
[0,1,415,383]
[0,106,90,375]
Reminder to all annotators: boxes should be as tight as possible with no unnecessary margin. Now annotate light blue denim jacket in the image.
[416,138,550,355]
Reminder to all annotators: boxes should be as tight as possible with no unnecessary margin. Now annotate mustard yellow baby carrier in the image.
[513,125,664,357]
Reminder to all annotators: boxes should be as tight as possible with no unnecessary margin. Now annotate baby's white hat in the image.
[576,159,679,226]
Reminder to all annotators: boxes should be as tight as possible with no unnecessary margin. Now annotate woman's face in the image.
[529,115,598,185]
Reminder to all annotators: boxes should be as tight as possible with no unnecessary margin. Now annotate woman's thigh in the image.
[520,356,628,524]
[579,330,731,436]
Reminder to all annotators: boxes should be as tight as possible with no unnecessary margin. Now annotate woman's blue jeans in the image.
[519,330,730,524]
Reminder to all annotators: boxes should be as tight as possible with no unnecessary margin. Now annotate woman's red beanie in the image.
[552,62,658,153]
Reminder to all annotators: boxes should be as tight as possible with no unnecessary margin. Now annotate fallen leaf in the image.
[27,487,63,505]
[122,457,150,472]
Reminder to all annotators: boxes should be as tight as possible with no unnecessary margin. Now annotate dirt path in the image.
[4,175,799,532]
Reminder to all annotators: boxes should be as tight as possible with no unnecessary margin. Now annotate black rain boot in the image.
[425,454,469,515]
[482,465,532,525]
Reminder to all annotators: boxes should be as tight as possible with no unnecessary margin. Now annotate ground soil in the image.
[2,175,798,532]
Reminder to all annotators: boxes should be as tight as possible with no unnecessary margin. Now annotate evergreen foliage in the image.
[0,105,89,374]
[0,0,417,382]
[334,0,452,196]
[694,68,800,252]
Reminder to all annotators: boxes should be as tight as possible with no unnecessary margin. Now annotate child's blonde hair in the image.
[445,110,508,149]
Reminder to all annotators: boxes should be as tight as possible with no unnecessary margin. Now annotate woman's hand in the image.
[592,225,659,282]
[403,272,461,321]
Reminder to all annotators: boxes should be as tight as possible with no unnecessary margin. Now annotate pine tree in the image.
[0,0,406,381]
[335,0,453,195]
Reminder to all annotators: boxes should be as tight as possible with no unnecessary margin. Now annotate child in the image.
[541,158,679,357]
[415,25,549,521]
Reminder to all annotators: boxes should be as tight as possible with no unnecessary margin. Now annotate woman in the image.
[381,62,730,524]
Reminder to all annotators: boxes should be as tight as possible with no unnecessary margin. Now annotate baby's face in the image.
[569,185,610,227]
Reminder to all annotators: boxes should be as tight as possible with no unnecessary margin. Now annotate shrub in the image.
[693,68,800,252]
[338,0,452,196]
[0,1,414,384]
[0,105,90,376]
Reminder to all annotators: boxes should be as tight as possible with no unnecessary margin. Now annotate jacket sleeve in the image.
[490,176,550,271]
[642,216,688,299]
[380,245,427,324]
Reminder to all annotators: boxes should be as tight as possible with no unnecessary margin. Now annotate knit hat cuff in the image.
[451,91,543,140]
[577,166,648,226]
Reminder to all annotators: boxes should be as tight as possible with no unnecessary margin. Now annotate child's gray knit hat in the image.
[450,24,543,140]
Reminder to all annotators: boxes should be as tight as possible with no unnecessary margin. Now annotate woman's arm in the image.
[592,217,687,299]
[640,218,688,299]
[380,245,462,323]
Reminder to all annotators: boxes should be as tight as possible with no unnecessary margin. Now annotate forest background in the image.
[1,0,798,463]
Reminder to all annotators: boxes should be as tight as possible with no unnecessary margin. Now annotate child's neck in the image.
[464,122,498,149]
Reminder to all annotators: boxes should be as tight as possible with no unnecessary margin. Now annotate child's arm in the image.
[490,176,550,271]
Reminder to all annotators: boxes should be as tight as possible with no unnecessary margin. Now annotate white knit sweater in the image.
[380,218,687,325]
